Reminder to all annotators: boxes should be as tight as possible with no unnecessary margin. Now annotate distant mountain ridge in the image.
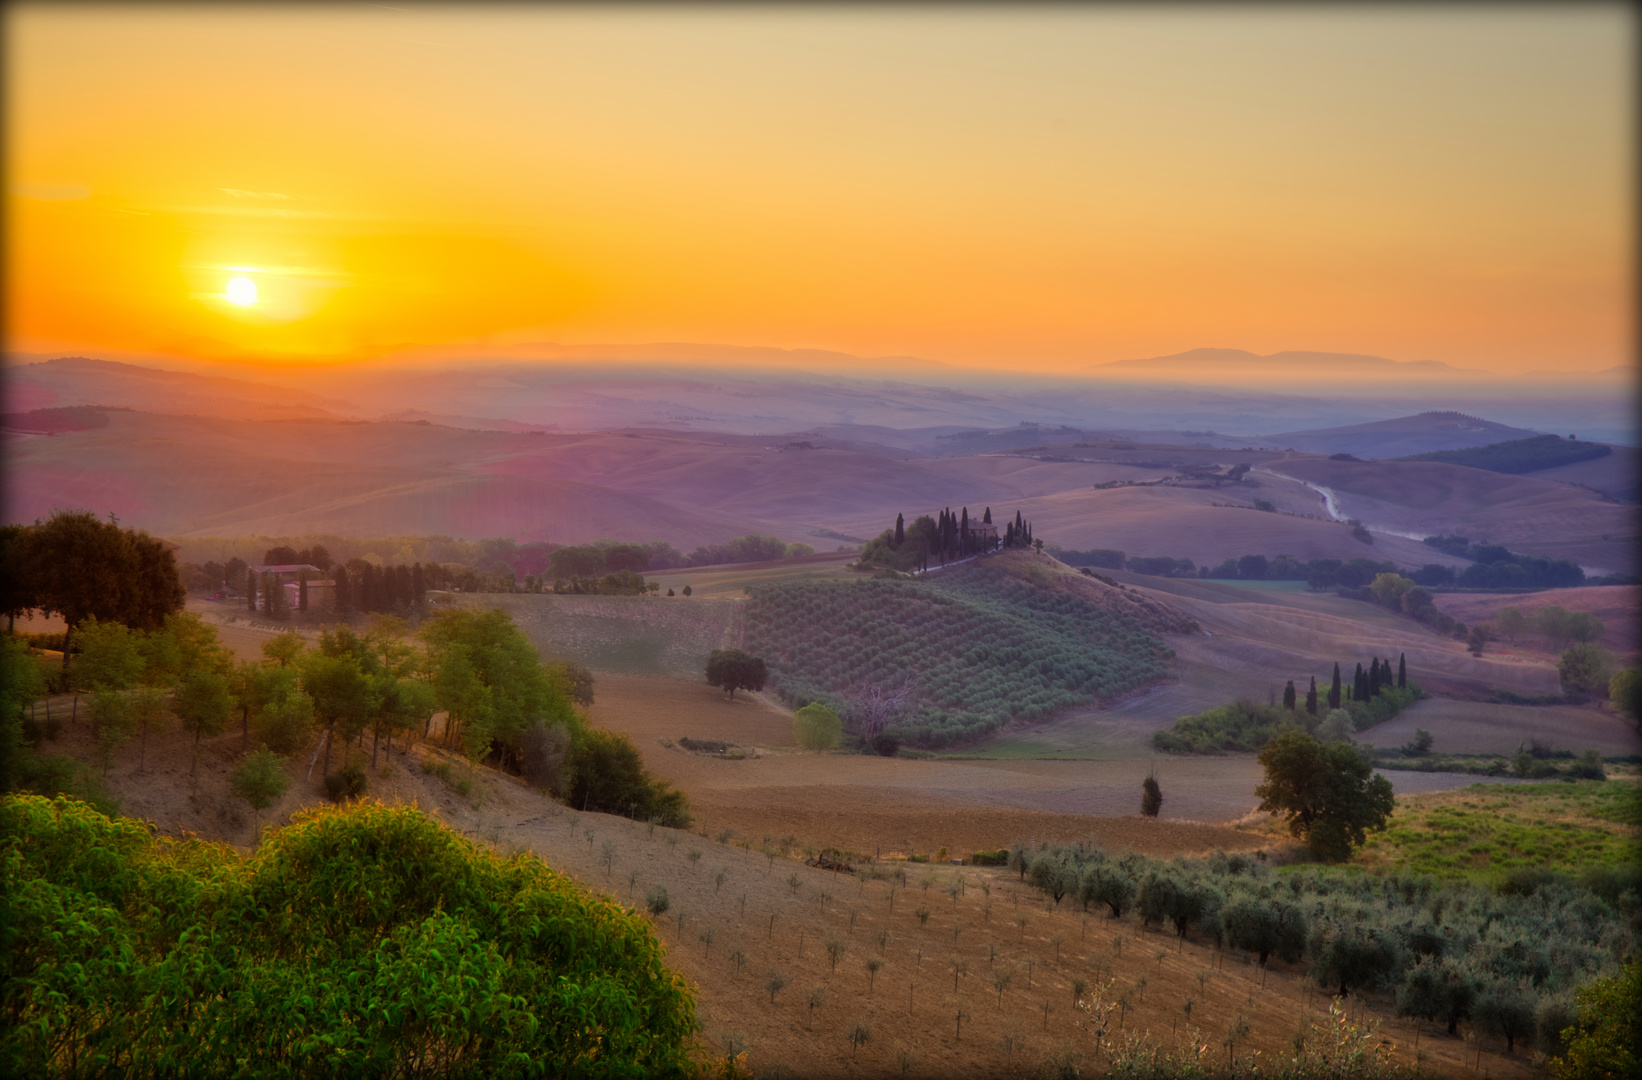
[1094,348,1482,376]
[1260,411,1541,458]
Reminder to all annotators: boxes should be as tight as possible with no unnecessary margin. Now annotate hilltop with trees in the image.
[744,553,1176,748]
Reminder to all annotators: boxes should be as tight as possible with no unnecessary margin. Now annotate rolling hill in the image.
[6,404,1631,578]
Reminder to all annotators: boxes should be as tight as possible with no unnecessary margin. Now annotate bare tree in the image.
[848,676,916,743]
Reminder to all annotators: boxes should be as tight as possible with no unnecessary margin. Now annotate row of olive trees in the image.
[1012,839,1632,1060]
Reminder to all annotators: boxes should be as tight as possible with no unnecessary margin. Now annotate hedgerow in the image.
[1,795,697,1078]
[743,564,1172,747]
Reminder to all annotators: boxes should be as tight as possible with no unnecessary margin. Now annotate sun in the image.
[225,275,259,306]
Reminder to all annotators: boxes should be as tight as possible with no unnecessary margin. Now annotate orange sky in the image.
[6,5,1633,375]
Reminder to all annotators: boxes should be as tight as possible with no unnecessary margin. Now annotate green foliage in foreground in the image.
[744,563,1172,747]
[1154,683,1422,754]
[1396,433,1610,475]
[1,796,697,1078]
[1553,962,1642,1080]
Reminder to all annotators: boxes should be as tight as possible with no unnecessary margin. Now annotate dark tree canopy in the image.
[1255,729,1394,861]
[1140,774,1162,817]
[15,511,185,663]
[705,648,767,699]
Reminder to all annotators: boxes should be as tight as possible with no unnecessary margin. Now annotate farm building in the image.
[248,564,332,613]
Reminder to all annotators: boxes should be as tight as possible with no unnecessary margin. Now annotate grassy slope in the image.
[1353,780,1641,881]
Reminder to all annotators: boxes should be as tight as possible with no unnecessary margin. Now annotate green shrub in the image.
[969,849,1010,866]
[0,795,697,1077]
[323,762,368,802]
[566,729,691,827]
[793,703,843,750]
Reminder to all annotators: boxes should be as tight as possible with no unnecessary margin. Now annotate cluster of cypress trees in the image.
[1283,654,1407,714]
[245,563,427,619]
[1000,508,1034,550]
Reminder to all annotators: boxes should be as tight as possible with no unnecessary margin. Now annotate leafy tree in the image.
[1610,669,1642,722]
[1255,729,1394,861]
[230,745,292,834]
[256,690,317,756]
[298,653,380,775]
[0,637,48,790]
[705,648,767,699]
[1553,962,1641,1079]
[1495,606,1528,643]
[793,702,842,750]
[371,674,436,766]
[70,617,146,694]
[1560,644,1615,700]
[0,524,38,633]
[1140,774,1162,817]
[140,612,233,687]
[263,630,304,668]
[173,668,234,779]
[89,691,137,775]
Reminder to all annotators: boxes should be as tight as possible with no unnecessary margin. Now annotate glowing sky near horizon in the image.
[6,4,1632,374]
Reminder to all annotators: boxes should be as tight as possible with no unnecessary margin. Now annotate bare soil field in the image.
[1360,698,1642,759]
[1107,575,1566,700]
[967,482,1453,572]
[1270,455,1637,574]
[1522,444,1638,503]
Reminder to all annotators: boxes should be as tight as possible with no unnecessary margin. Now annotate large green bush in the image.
[0,795,697,1077]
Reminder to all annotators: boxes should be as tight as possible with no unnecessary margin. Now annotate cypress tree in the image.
[299,575,309,613]
[1397,652,1406,689]
[960,507,969,556]
[1282,680,1297,710]
[246,568,258,612]
[894,513,905,547]
[1353,663,1366,702]
[1328,663,1342,709]
[334,566,352,616]
[1368,659,1381,699]
[983,507,992,524]
[1306,676,1318,715]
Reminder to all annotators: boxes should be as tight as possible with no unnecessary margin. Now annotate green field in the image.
[1356,779,1641,881]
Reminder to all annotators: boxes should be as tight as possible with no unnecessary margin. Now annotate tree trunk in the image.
[371,724,380,769]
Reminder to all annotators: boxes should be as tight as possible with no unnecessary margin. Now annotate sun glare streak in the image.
[226,276,259,306]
